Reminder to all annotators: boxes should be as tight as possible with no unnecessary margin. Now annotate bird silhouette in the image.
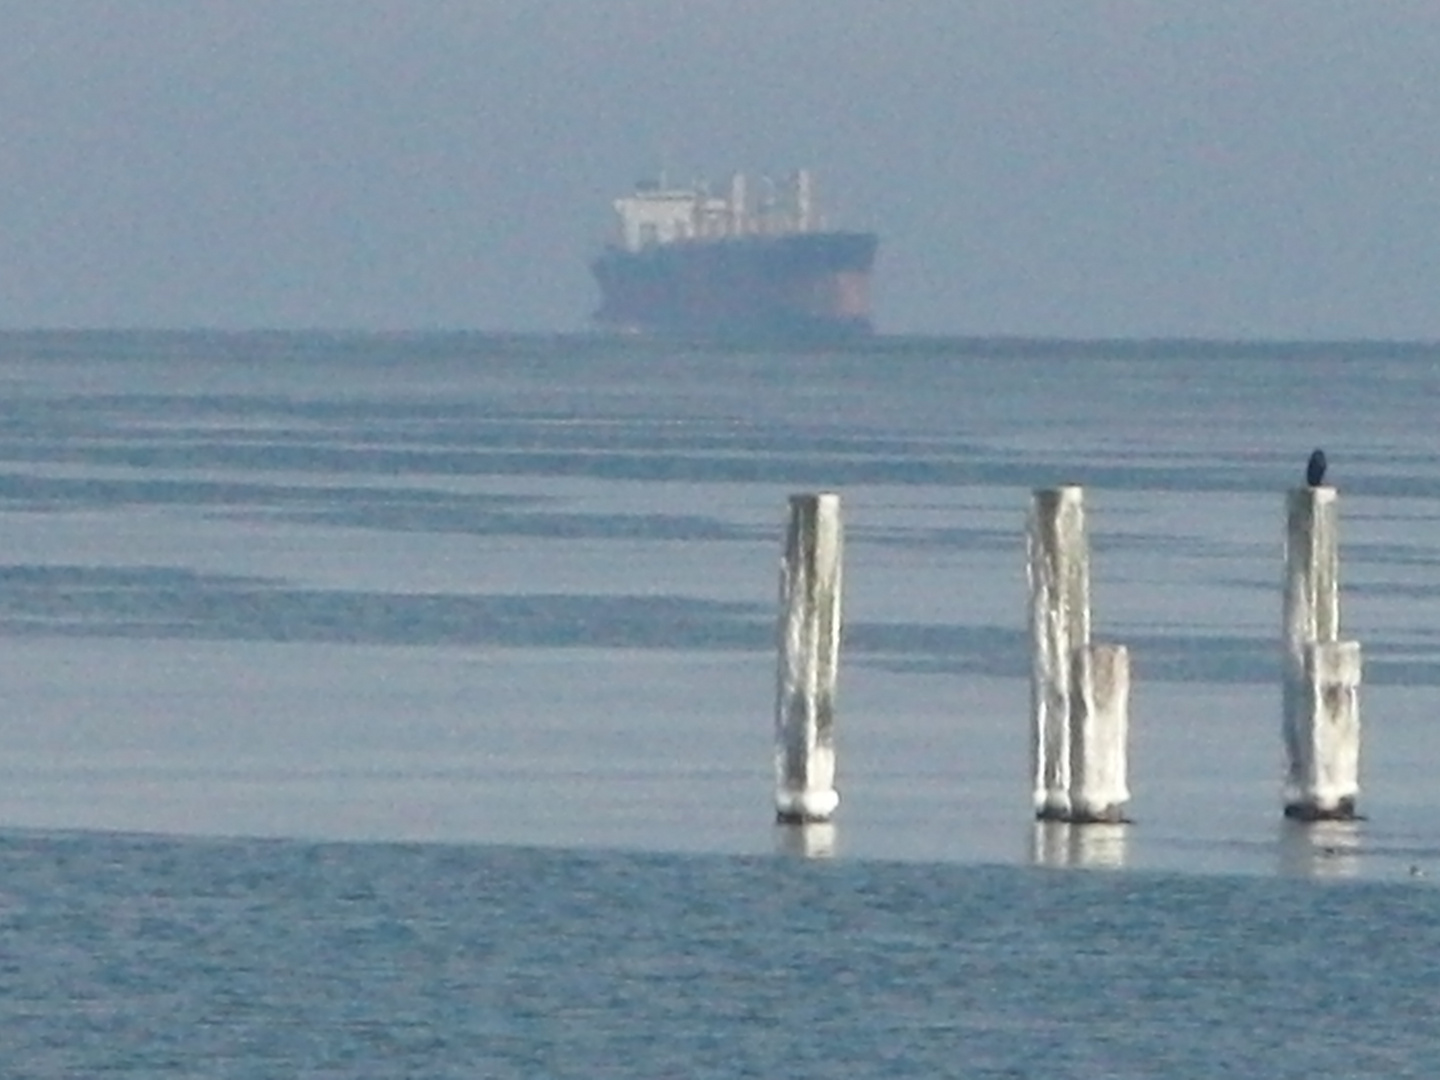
[1306,448,1327,487]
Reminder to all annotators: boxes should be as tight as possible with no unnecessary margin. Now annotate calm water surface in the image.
[2,832,1438,1077]
[0,332,1438,1075]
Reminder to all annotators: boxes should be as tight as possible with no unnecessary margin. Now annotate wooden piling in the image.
[1028,487,1091,819]
[1284,640,1362,820]
[774,493,843,823]
[1281,486,1356,818]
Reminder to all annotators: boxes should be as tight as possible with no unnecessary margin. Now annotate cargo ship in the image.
[590,170,878,340]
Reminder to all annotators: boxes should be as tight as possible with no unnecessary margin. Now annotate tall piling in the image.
[774,493,843,823]
[1281,486,1359,819]
[1027,487,1091,819]
[1282,486,1340,782]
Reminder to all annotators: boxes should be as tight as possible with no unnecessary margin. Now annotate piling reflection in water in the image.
[1278,819,1361,879]
[775,821,838,859]
[1030,820,1129,870]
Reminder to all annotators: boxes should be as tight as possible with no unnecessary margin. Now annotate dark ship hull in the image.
[591,230,878,341]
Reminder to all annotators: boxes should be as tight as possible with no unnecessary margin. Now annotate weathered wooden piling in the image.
[1068,643,1131,823]
[1281,486,1360,819]
[774,493,843,823]
[1027,487,1091,819]
[1282,487,1340,770]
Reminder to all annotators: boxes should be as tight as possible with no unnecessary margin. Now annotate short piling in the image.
[1281,486,1357,818]
[1028,487,1091,819]
[1067,643,1131,823]
[1284,640,1362,820]
[774,493,843,823]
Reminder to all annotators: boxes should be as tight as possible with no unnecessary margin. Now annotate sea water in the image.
[0,332,1437,1075]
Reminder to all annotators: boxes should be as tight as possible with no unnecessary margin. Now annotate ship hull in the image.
[591,230,877,341]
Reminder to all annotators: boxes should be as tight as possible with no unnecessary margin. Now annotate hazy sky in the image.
[3,1,1439,338]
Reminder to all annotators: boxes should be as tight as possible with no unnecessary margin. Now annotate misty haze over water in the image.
[6,4,1440,340]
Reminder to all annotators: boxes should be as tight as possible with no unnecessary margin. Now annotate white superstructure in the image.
[610,170,821,252]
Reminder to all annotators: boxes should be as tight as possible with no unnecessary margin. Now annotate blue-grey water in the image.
[0,331,1438,1075]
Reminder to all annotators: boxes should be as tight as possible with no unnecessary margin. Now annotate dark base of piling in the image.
[1284,799,1361,822]
[1035,807,1131,825]
[775,810,834,825]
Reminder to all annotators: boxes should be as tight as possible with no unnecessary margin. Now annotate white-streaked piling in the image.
[774,493,843,823]
[1281,486,1359,819]
[1282,486,1340,778]
[1068,643,1131,823]
[1285,640,1362,820]
[1027,487,1091,819]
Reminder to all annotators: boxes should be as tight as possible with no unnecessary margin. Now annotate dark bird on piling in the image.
[1306,448,1327,488]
